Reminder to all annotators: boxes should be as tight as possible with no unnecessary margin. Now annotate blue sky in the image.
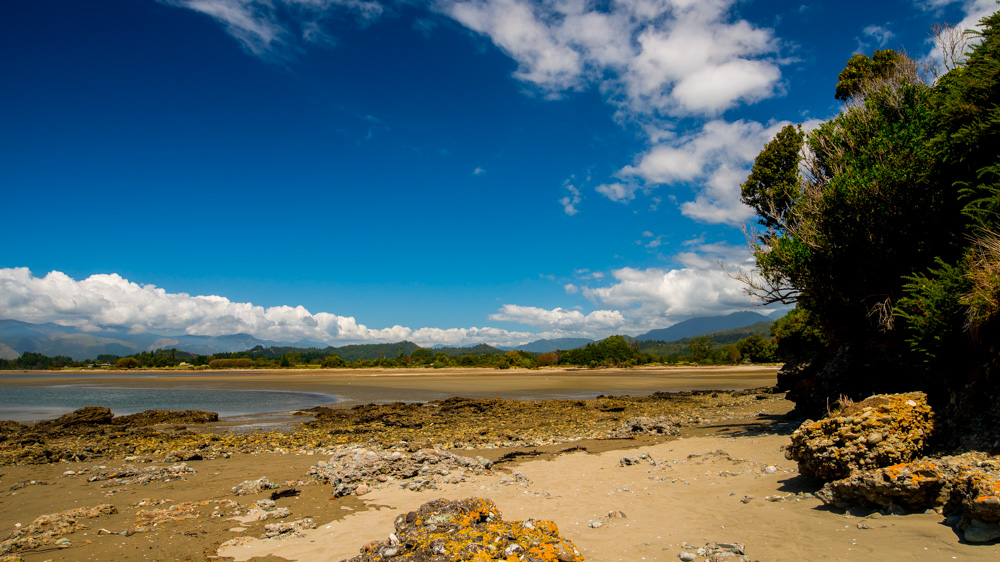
[1,0,995,347]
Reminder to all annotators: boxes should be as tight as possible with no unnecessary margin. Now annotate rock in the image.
[344,498,583,561]
[963,519,1000,543]
[355,484,370,496]
[39,407,114,428]
[815,451,1000,535]
[0,503,117,556]
[111,410,219,426]
[87,463,196,487]
[785,392,935,481]
[232,476,278,496]
[678,553,696,561]
[611,417,679,438]
[164,450,203,462]
[815,459,953,510]
[261,518,315,539]
[308,445,491,497]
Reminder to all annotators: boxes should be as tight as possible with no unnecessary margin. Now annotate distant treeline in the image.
[0,314,796,371]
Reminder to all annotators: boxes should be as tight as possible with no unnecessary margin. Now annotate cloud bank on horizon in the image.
[0,249,763,346]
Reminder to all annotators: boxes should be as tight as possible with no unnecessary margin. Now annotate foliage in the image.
[114,357,141,369]
[834,49,907,101]
[735,334,778,363]
[209,358,254,369]
[0,351,74,370]
[557,335,642,367]
[738,9,1000,416]
[769,308,826,362]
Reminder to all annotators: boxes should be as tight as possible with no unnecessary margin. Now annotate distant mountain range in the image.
[635,311,773,342]
[508,338,595,353]
[0,319,279,360]
[0,311,776,361]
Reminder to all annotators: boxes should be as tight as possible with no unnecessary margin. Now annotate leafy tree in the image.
[735,335,778,363]
[321,354,346,368]
[738,9,1000,424]
[114,357,141,369]
[687,337,714,363]
[835,49,907,101]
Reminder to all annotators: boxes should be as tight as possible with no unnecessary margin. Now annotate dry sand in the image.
[221,431,991,561]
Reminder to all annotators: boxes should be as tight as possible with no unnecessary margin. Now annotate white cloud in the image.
[159,0,383,61]
[0,268,555,348]
[560,183,581,215]
[488,303,625,330]
[442,0,583,91]
[437,0,783,117]
[594,182,637,203]
[862,25,895,48]
[580,242,765,331]
[564,283,579,294]
[473,166,487,175]
[611,119,789,224]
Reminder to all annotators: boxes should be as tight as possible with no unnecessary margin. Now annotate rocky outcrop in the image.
[610,417,679,438]
[345,498,584,561]
[111,410,219,426]
[785,392,935,481]
[815,453,1000,543]
[308,446,491,497]
[36,406,114,429]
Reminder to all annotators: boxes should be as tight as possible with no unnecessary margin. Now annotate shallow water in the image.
[0,385,338,422]
[0,367,778,423]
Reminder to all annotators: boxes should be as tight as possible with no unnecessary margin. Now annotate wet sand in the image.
[0,366,779,412]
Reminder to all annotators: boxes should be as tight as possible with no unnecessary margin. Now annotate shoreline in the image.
[2,388,995,561]
[0,366,780,424]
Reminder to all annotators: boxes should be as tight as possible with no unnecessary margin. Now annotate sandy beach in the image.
[1,367,995,561]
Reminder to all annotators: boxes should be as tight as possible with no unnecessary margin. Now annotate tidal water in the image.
[0,385,338,422]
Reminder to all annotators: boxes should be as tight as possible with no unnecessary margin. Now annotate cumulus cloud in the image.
[608,119,789,224]
[0,268,561,348]
[488,304,625,331]
[437,0,782,116]
[580,241,767,331]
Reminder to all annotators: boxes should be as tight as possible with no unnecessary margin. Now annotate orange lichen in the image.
[346,498,583,561]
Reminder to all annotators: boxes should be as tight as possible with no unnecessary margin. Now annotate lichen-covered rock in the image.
[308,445,490,497]
[785,392,935,481]
[815,453,1000,542]
[610,417,679,438]
[815,457,965,510]
[345,498,584,561]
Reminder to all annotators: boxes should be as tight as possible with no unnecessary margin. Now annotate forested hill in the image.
[238,341,506,362]
[636,311,771,341]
